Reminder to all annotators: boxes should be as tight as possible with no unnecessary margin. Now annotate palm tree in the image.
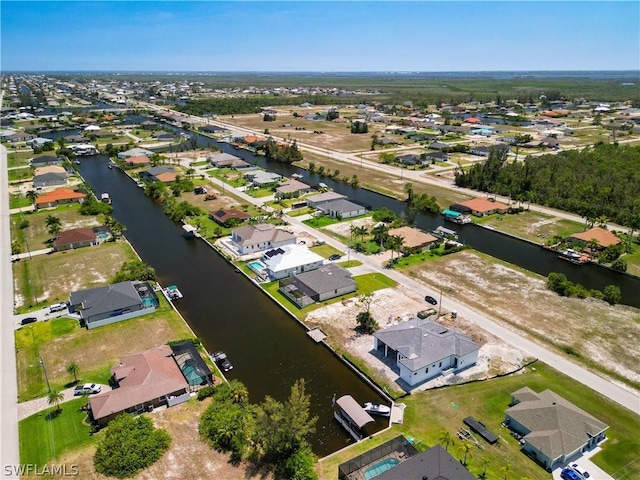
[228,380,249,405]
[47,389,64,413]
[353,225,368,243]
[26,190,39,205]
[371,224,389,249]
[66,362,80,383]
[45,214,61,230]
[387,234,405,260]
[479,457,490,479]
[458,442,473,466]
[48,222,62,237]
[438,430,453,452]
[596,215,609,228]
[500,464,511,480]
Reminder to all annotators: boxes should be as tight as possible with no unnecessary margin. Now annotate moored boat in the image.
[163,284,183,300]
[100,193,111,204]
[363,401,391,417]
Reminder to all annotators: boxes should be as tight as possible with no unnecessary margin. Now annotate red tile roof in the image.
[458,197,509,213]
[54,227,96,247]
[210,209,251,224]
[569,227,621,247]
[125,155,151,165]
[35,188,86,205]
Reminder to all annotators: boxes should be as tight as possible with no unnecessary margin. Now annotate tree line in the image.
[454,144,640,228]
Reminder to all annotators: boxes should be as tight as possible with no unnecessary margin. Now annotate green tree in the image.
[438,430,453,452]
[281,446,318,480]
[610,257,627,272]
[458,442,473,466]
[47,389,64,413]
[386,234,405,260]
[26,190,39,204]
[66,362,80,383]
[603,285,621,305]
[112,260,157,283]
[94,414,171,479]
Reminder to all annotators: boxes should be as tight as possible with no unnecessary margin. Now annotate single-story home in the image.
[279,263,356,307]
[27,137,54,148]
[305,192,347,209]
[53,226,112,251]
[450,197,510,217]
[208,152,245,168]
[200,125,228,134]
[568,227,621,249]
[373,319,479,387]
[396,153,419,165]
[275,179,313,199]
[69,281,158,329]
[33,172,67,188]
[117,147,155,159]
[262,244,325,280]
[244,170,282,187]
[88,345,192,427]
[3,132,36,143]
[317,198,367,219]
[210,209,252,227]
[152,131,177,141]
[35,188,86,209]
[124,155,151,167]
[30,155,63,168]
[423,151,449,162]
[139,166,177,183]
[387,226,439,253]
[375,444,476,480]
[505,387,609,470]
[231,223,296,255]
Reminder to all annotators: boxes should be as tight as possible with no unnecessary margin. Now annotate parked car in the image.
[424,295,438,305]
[213,351,233,372]
[194,186,208,195]
[74,383,102,395]
[49,302,67,313]
[561,468,582,480]
[21,317,37,325]
[569,464,590,479]
[328,254,341,261]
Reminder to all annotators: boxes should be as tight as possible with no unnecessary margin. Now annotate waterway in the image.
[159,126,640,308]
[77,156,389,456]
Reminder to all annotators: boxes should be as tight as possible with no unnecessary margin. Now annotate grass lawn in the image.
[316,362,640,480]
[287,207,315,217]
[244,186,275,198]
[8,151,35,168]
[303,216,342,228]
[474,210,584,243]
[13,241,136,311]
[337,259,362,268]
[309,244,343,258]
[8,166,33,182]
[10,193,32,209]
[621,241,640,277]
[19,397,96,466]
[393,245,466,268]
[15,298,195,401]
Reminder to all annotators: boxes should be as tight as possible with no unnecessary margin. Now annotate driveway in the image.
[17,384,112,421]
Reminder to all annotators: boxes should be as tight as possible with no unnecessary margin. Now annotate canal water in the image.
[77,157,388,456]
[162,127,640,308]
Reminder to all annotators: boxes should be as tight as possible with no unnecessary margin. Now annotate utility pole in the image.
[40,356,51,393]
[438,288,443,317]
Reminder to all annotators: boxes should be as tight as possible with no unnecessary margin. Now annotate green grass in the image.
[303,216,342,228]
[19,397,97,466]
[309,244,343,258]
[352,272,398,293]
[287,207,315,217]
[337,260,362,268]
[316,361,640,480]
[474,210,584,243]
[244,187,274,198]
[10,193,32,209]
[8,166,33,181]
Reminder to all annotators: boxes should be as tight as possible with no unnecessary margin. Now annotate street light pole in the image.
[438,288,443,317]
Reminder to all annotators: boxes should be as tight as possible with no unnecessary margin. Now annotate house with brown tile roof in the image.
[210,209,252,227]
[53,226,111,251]
[89,345,190,426]
[124,155,151,167]
[505,387,608,470]
[388,226,438,252]
[568,227,621,249]
[35,188,86,209]
[139,166,177,183]
[452,197,510,217]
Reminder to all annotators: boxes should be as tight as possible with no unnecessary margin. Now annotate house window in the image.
[425,367,429,373]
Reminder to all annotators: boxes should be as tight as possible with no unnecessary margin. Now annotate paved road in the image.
[0,143,20,476]
[17,384,111,421]
[175,146,640,414]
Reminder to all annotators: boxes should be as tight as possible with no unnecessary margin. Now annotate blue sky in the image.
[1,1,638,71]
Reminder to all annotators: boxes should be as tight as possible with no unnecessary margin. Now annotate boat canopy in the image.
[182,224,197,233]
[336,395,374,428]
[442,209,461,217]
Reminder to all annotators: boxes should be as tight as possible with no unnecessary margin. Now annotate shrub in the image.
[603,285,621,305]
[197,386,216,401]
[94,414,170,479]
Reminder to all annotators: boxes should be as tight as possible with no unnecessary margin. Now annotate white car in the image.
[74,383,102,395]
[49,302,67,313]
[569,463,590,479]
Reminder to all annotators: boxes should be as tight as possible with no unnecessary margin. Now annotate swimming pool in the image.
[97,232,110,241]
[363,458,400,480]
[248,260,267,270]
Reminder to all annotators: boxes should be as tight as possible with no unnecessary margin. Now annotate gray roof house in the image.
[30,155,63,167]
[33,172,67,188]
[69,281,158,329]
[305,191,347,208]
[244,170,282,187]
[317,198,367,219]
[373,319,479,388]
[279,263,356,307]
[231,223,297,255]
[375,445,477,480]
[117,147,155,159]
[505,387,609,471]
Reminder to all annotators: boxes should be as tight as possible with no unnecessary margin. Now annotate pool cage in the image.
[338,435,419,480]
[170,341,213,391]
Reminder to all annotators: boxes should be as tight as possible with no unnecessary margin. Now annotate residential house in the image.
[469,146,494,157]
[3,132,36,143]
[152,131,177,141]
[374,445,476,480]
[279,263,356,307]
[117,147,155,159]
[231,223,296,255]
[88,345,191,427]
[423,151,449,162]
[53,226,111,251]
[262,244,325,280]
[27,137,54,148]
[373,319,480,387]
[210,209,252,227]
[139,166,177,183]
[244,170,282,188]
[200,125,228,134]
[304,113,325,122]
[429,141,451,151]
[33,171,67,189]
[504,387,609,470]
[275,179,312,199]
[208,152,252,170]
[387,226,438,253]
[317,198,367,219]
[124,155,151,167]
[30,155,63,167]
[35,187,86,209]
[68,281,158,329]
[450,198,510,217]
[395,153,419,166]
[305,192,347,209]
[568,227,621,249]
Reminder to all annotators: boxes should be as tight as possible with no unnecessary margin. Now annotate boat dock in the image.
[307,327,327,343]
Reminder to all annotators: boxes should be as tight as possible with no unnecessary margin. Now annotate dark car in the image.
[424,295,438,305]
[213,351,233,372]
[21,317,37,325]
[328,254,341,261]
[561,468,581,480]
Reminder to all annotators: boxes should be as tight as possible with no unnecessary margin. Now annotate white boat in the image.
[363,401,391,417]
[560,248,581,260]
[162,285,183,301]
[100,193,111,204]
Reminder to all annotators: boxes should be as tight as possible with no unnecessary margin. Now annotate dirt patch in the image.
[322,217,376,239]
